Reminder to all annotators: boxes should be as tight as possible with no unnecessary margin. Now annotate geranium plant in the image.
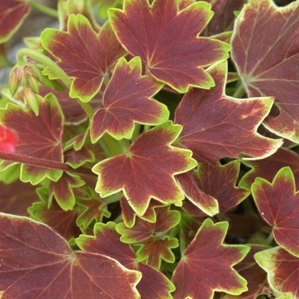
[0,0,299,297]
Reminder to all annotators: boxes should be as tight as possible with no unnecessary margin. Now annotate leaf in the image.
[0,93,64,184]
[0,125,17,153]
[240,147,299,189]
[92,121,197,216]
[0,213,141,298]
[252,167,299,257]
[109,0,230,92]
[203,0,247,35]
[174,60,282,164]
[0,179,38,216]
[77,222,175,299]
[172,218,250,299]
[255,247,299,299]
[41,14,126,102]
[91,56,168,141]
[28,194,82,241]
[116,206,181,243]
[64,147,95,168]
[120,196,166,228]
[231,0,299,142]
[221,245,270,299]
[0,0,31,43]
[136,236,179,269]
[49,172,85,211]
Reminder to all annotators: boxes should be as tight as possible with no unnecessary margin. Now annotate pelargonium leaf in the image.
[109,0,230,92]
[116,206,181,243]
[174,60,282,164]
[49,172,85,211]
[203,0,247,35]
[41,14,126,102]
[255,247,299,299]
[0,0,31,43]
[120,196,166,228]
[240,147,299,189]
[136,236,179,269]
[172,218,250,299]
[91,56,168,141]
[252,167,299,257]
[0,179,38,216]
[92,121,197,216]
[28,193,82,241]
[0,93,64,184]
[0,213,141,298]
[221,245,270,299]
[231,0,299,142]
[77,222,175,299]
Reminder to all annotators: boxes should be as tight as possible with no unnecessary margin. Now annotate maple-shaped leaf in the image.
[231,0,299,142]
[0,125,17,153]
[252,167,299,257]
[178,161,249,216]
[203,0,247,35]
[28,192,82,241]
[240,147,299,189]
[41,14,126,102]
[109,0,230,93]
[174,60,282,164]
[0,213,141,298]
[49,172,85,210]
[116,206,181,243]
[0,0,31,43]
[64,147,95,168]
[76,195,111,230]
[92,121,197,215]
[255,246,299,299]
[120,196,166,228]
[0,93,64,184]
[77,222,175,299]
[221,245,270,299]
[91,56,168,141]
[0,179,38,216]
[172,218,250,299]
[136,236,179,269]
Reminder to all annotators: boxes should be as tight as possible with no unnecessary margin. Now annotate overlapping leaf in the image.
[203,0,247,35]
[91,56,168,141]
[109,0,230,92]
[252,167,299,257]
[0,0,31,43]
[28,194,82,240]
[120,196,166,228]
[92,121,197,216]
[0,93,64,184]
[116,206,180,243]
[0,213,141,298]
[240,147,299,189]
[255,247,299,299]
[136,236,178,269]
[172,218,250,299]
[221,245,270,299]
[174,60,282,164]
[231,0,299,142]
[77,222,175,299]
[41,14,126,102]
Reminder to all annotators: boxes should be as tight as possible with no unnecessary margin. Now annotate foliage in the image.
[0,0,299,298]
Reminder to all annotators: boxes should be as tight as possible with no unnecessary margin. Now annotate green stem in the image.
[16,48,94,118]
[233,82,245,98]
[30,0,58,18]
[104,192,123,204]
[101,134,123,156]
[118,139,131,155]
[131,123,140,142]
